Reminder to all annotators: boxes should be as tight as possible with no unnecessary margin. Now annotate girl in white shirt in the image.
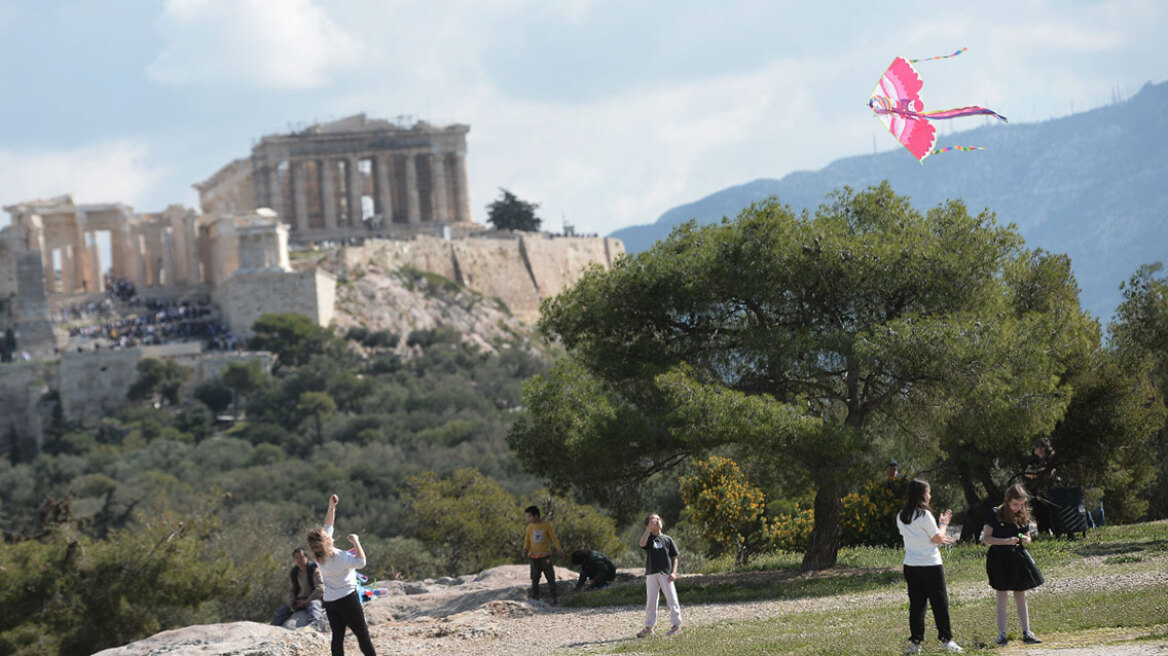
[307,494,376,656]
[895,479,962,655]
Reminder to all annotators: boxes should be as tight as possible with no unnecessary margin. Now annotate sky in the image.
[0,0,1164,236]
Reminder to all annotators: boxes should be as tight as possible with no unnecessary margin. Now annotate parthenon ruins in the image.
[0,112,625,452]
[195,114,473,241]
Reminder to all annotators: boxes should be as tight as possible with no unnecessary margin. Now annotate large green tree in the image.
[511,182,1085,570]
[1107,262,1168,517]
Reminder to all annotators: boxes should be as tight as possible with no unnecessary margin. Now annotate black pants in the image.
[529,556,557,600]
[323,591,376,656]
[903,565,953,644]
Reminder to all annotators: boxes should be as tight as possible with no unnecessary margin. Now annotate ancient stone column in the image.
[238,234,252,270]
[72,210,95,293]
[161,230,176,286]
[404,153,421,225]
[346,156,363,226]
[431,152,450,222]
[135,232,149,289]
[60,246,74,294]
[88,233,102,292]
[374,154,394,226]
[320,158,338,231]
[269,161,285,217]
[451,151,472,222]
[292,160,310,234]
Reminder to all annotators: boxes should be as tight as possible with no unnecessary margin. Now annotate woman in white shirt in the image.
[307,494,376,656]
[895,479,962,655]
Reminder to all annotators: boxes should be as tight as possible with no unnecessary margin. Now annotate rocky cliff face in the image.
[318,233,623,326]
[330,259,536,355]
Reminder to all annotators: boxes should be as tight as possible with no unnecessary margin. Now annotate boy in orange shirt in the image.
[523,505,562,603]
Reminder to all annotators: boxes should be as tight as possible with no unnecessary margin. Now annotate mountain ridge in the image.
[610,79,1168,321]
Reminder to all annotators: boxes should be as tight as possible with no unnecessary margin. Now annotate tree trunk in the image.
[802,480,844,571]
[958,471,986,543]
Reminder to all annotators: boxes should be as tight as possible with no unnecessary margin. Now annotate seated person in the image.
[271,547,324,626]
[1023,438,1058,534]
[1024,439,1057,484]
[571,549,617,591]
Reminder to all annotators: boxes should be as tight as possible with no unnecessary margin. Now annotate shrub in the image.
[841,477,908,547]
[769,506,815,552]
[679,456,770,566]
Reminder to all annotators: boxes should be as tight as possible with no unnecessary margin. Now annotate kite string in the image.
[909,47,968,63]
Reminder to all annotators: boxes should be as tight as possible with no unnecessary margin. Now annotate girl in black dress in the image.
[981,484,1044,646]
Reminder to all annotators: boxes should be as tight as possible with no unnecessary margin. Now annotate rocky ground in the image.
[94,565,1168,656]
[328,258,537,356]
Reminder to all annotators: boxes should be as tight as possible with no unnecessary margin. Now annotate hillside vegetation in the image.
[3,184,1168,656]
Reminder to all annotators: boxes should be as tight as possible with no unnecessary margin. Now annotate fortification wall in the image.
[0,361,52,456]
[338,234,624,324]
[215,269,337,336]
[450,238,543,322]
[520,235,621,298]
[57,349,142,422]
[0,345,276,454]
[361,236,459,280]
[0,233,17,299]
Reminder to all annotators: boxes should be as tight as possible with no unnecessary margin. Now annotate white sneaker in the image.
[940,639,964,652]
[904,643,922,655]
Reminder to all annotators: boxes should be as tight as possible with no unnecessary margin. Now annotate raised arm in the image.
[931,509,954,545]
[325,494,338,529]
[347,533,366,562]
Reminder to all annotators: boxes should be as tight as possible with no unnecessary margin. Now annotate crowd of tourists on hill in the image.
[61,278,240,351]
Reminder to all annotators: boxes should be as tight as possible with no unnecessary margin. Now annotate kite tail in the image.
[924,106,1008,122]
[909,47,968,63]
[930,146,987,156]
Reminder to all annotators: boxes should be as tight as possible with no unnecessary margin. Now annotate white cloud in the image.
[334,52,856,235]
[147,0,367,89]
[130,0,1166,236]
[0,141,164,227]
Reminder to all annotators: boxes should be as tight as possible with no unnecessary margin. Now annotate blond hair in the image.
[306,527,334,562]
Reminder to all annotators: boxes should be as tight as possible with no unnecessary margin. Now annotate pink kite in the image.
[868,48,1007,163]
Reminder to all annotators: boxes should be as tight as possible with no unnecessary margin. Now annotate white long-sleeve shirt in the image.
[317,525,367,602]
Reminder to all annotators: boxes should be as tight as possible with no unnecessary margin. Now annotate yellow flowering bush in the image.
[679,456,771,565]
[768,506,815,552]
[840,476,908,547]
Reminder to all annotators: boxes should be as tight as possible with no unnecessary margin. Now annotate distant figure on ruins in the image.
[270,547,324,628]
[571,549,617,591]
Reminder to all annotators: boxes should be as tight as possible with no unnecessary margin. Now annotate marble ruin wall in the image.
[214,268,336,337]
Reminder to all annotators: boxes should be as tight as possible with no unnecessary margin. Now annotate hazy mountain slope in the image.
[611,80,1168,320]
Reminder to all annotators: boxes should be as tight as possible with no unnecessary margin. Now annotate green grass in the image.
[563,521,1168,654]
[600,587,1168,655]
[564,569,904,608]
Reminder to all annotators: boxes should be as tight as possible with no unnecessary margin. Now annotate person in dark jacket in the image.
[271,547,325,626]
[571,549,617,590]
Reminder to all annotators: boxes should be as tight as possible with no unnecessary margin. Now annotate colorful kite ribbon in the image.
[909,47,968,63]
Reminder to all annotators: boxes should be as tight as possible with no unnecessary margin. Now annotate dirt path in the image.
[95,566,1168,656]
